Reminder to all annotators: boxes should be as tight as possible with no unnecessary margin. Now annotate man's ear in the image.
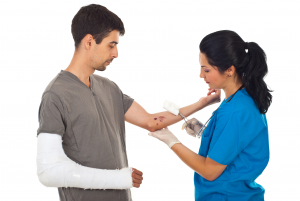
[83,34,94,50]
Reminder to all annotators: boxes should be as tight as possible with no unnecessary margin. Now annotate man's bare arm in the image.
[125,89,221,132]
[125,100,206,132]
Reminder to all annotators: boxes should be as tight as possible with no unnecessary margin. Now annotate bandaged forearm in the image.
[37,133,133,189]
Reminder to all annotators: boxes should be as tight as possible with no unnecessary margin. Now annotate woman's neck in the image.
[223,81,244,100]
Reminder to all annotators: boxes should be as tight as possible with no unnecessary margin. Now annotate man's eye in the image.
[110,46,114,48]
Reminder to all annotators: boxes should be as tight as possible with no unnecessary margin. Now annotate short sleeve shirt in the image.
[37,70,134,201]
[194,88,269,201]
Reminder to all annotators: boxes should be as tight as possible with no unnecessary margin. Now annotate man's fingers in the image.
[132,172,143,181]
[132,179,142,185]
[133,182,141,188]
[132,168,143,176]
[132,168,143,188]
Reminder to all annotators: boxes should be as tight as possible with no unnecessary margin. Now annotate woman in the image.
[149,30,272,201]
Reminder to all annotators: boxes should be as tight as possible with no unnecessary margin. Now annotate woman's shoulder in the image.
[218,88,260,119]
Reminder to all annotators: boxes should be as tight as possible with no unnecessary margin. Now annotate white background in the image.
[0,0,299,200]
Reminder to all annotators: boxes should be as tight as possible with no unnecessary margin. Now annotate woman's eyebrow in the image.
[201,66,207,68]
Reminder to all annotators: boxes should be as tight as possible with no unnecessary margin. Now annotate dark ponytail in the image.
[199,30,272,114]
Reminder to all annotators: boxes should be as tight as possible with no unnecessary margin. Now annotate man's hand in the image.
[200,88,221,107]
[132,168,143,188]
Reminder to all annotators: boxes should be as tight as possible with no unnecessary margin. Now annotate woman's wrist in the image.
[197,98,208,111]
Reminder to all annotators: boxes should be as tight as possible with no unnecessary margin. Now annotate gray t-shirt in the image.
[37,70,134,201]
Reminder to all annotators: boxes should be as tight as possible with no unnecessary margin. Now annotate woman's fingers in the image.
[207,88,217,96]
[186,127,195,135]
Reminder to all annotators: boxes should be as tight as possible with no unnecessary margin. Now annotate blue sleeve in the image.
[208,109,259,165]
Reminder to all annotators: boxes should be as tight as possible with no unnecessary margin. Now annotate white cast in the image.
[37,133,133,189]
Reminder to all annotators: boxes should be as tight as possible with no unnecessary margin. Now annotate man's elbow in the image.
[146,124,156,132]
[144,121,157,132]
[38,171,50,187]
[38,170,59,187]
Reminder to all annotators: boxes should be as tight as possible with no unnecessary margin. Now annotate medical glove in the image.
[148,127,181,148]
[182,118,204,137]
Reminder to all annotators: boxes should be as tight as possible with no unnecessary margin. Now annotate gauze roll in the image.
[37,133,133,189]
[163,100,180,115]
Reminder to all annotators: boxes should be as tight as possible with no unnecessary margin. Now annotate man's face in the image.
[90,30,120,71]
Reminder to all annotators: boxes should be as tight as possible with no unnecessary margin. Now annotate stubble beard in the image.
[96,63,107,71]
[96,59,113,71]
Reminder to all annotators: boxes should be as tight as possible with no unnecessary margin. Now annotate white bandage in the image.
[163,100,180,116]
[37,133,133,189]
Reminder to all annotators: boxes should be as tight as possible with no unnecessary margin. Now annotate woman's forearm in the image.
[147,99,206,131]
[170,143,227,181]
[170,143,208,178]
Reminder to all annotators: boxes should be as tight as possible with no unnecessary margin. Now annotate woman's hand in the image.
[148,127,181,148]
[200,88,221,107]
[181,118,204,137]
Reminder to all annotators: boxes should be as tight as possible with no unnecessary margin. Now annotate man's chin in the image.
[96,66,106,71]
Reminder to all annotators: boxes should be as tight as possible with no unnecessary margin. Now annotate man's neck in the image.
[65,52,95,88]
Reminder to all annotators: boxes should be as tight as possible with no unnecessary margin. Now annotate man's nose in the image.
[112,46,118,58]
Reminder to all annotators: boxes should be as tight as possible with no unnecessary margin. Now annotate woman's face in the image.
[199,52,228,90]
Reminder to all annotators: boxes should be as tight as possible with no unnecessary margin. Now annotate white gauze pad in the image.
[163,100,180,116]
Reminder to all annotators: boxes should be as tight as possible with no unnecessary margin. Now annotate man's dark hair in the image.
[71,4,125,48]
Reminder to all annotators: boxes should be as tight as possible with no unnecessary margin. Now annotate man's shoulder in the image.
[92,74,120,89]
[41,72,73,99]
[92,73,112,83]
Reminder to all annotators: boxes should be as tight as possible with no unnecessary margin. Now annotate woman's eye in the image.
[110,46,114,48]
[204,70,209,72]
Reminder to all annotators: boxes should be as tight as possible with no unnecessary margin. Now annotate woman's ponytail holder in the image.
[245,42,249,53]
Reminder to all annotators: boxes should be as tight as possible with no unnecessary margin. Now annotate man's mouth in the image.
[106,59,113,64]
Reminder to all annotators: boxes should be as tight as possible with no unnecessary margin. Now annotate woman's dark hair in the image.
[200,30,272,114]
[71,4,125,48]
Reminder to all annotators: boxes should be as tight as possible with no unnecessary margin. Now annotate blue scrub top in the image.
[194,88,269,201]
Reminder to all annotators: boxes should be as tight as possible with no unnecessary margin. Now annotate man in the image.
[36,4,220,201]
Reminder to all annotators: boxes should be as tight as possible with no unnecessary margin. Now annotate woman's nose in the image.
[200,69,205,78]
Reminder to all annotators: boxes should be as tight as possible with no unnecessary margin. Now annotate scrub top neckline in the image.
[224,87,246,102]
[60,70,94,90]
